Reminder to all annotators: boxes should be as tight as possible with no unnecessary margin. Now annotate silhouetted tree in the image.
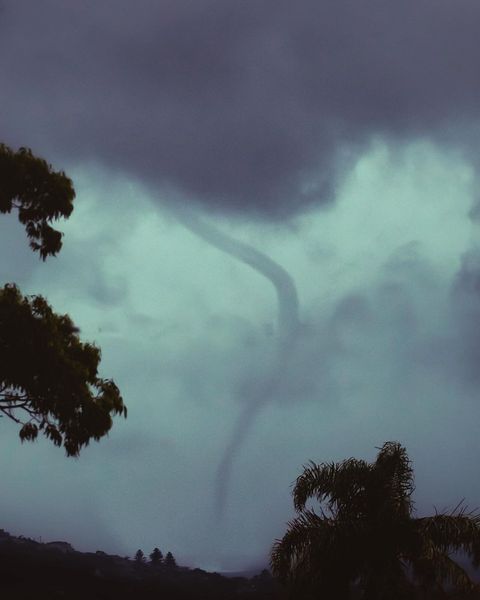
[0,144,74,259]
[271,442,480,599]
[0,143,126,454]
[134,549,146,564]
[164,551,177,569]
[149,547,163,566]
[0,284,126,455]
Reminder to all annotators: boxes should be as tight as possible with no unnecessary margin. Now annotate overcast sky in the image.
[2,0,480,571]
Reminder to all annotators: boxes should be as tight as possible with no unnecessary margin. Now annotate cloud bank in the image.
[1,1,480,217]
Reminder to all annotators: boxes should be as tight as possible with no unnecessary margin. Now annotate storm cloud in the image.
[2,2,480,572]
[1,1,480,217]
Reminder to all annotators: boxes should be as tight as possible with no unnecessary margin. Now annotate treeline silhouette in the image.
[134,547,177,569]
[0,529,282,599]
[1,523,479,600]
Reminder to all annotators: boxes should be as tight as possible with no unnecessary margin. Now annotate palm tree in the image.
[271,442,480,599]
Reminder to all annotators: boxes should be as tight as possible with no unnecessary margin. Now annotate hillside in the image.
[0,528,283,599]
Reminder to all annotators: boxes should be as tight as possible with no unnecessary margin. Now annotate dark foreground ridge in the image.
[0,528,282,599]
[2,526,480,599]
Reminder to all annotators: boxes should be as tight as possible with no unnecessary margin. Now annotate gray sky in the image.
[1,1,480,571]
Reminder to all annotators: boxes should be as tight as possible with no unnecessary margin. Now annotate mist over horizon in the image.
[1,1,480,572]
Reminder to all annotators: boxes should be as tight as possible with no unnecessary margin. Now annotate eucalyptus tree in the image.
[271,442,480,599]
[0,144,74,259]
[0,143,126,455]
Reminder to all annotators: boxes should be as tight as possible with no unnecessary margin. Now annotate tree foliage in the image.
[165,552,177,569]
[0,144,75,259]
[150,547,163,566]
[0,143,126,454]
[0,284,126,456]
[271,442,480,599]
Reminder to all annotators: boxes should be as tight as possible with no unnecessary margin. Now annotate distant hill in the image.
[0,528,284,599]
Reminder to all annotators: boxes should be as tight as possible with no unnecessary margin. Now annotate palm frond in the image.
[416,513,480,555]
[373,442,415,516]
[293,457,371,514]
[412,546,477,594]
[271,510,329,582]
[271,510,363,586]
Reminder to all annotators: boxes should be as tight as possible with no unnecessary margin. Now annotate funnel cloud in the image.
[171,203,300,512]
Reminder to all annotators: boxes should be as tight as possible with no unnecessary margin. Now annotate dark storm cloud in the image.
[1,0,480,218]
